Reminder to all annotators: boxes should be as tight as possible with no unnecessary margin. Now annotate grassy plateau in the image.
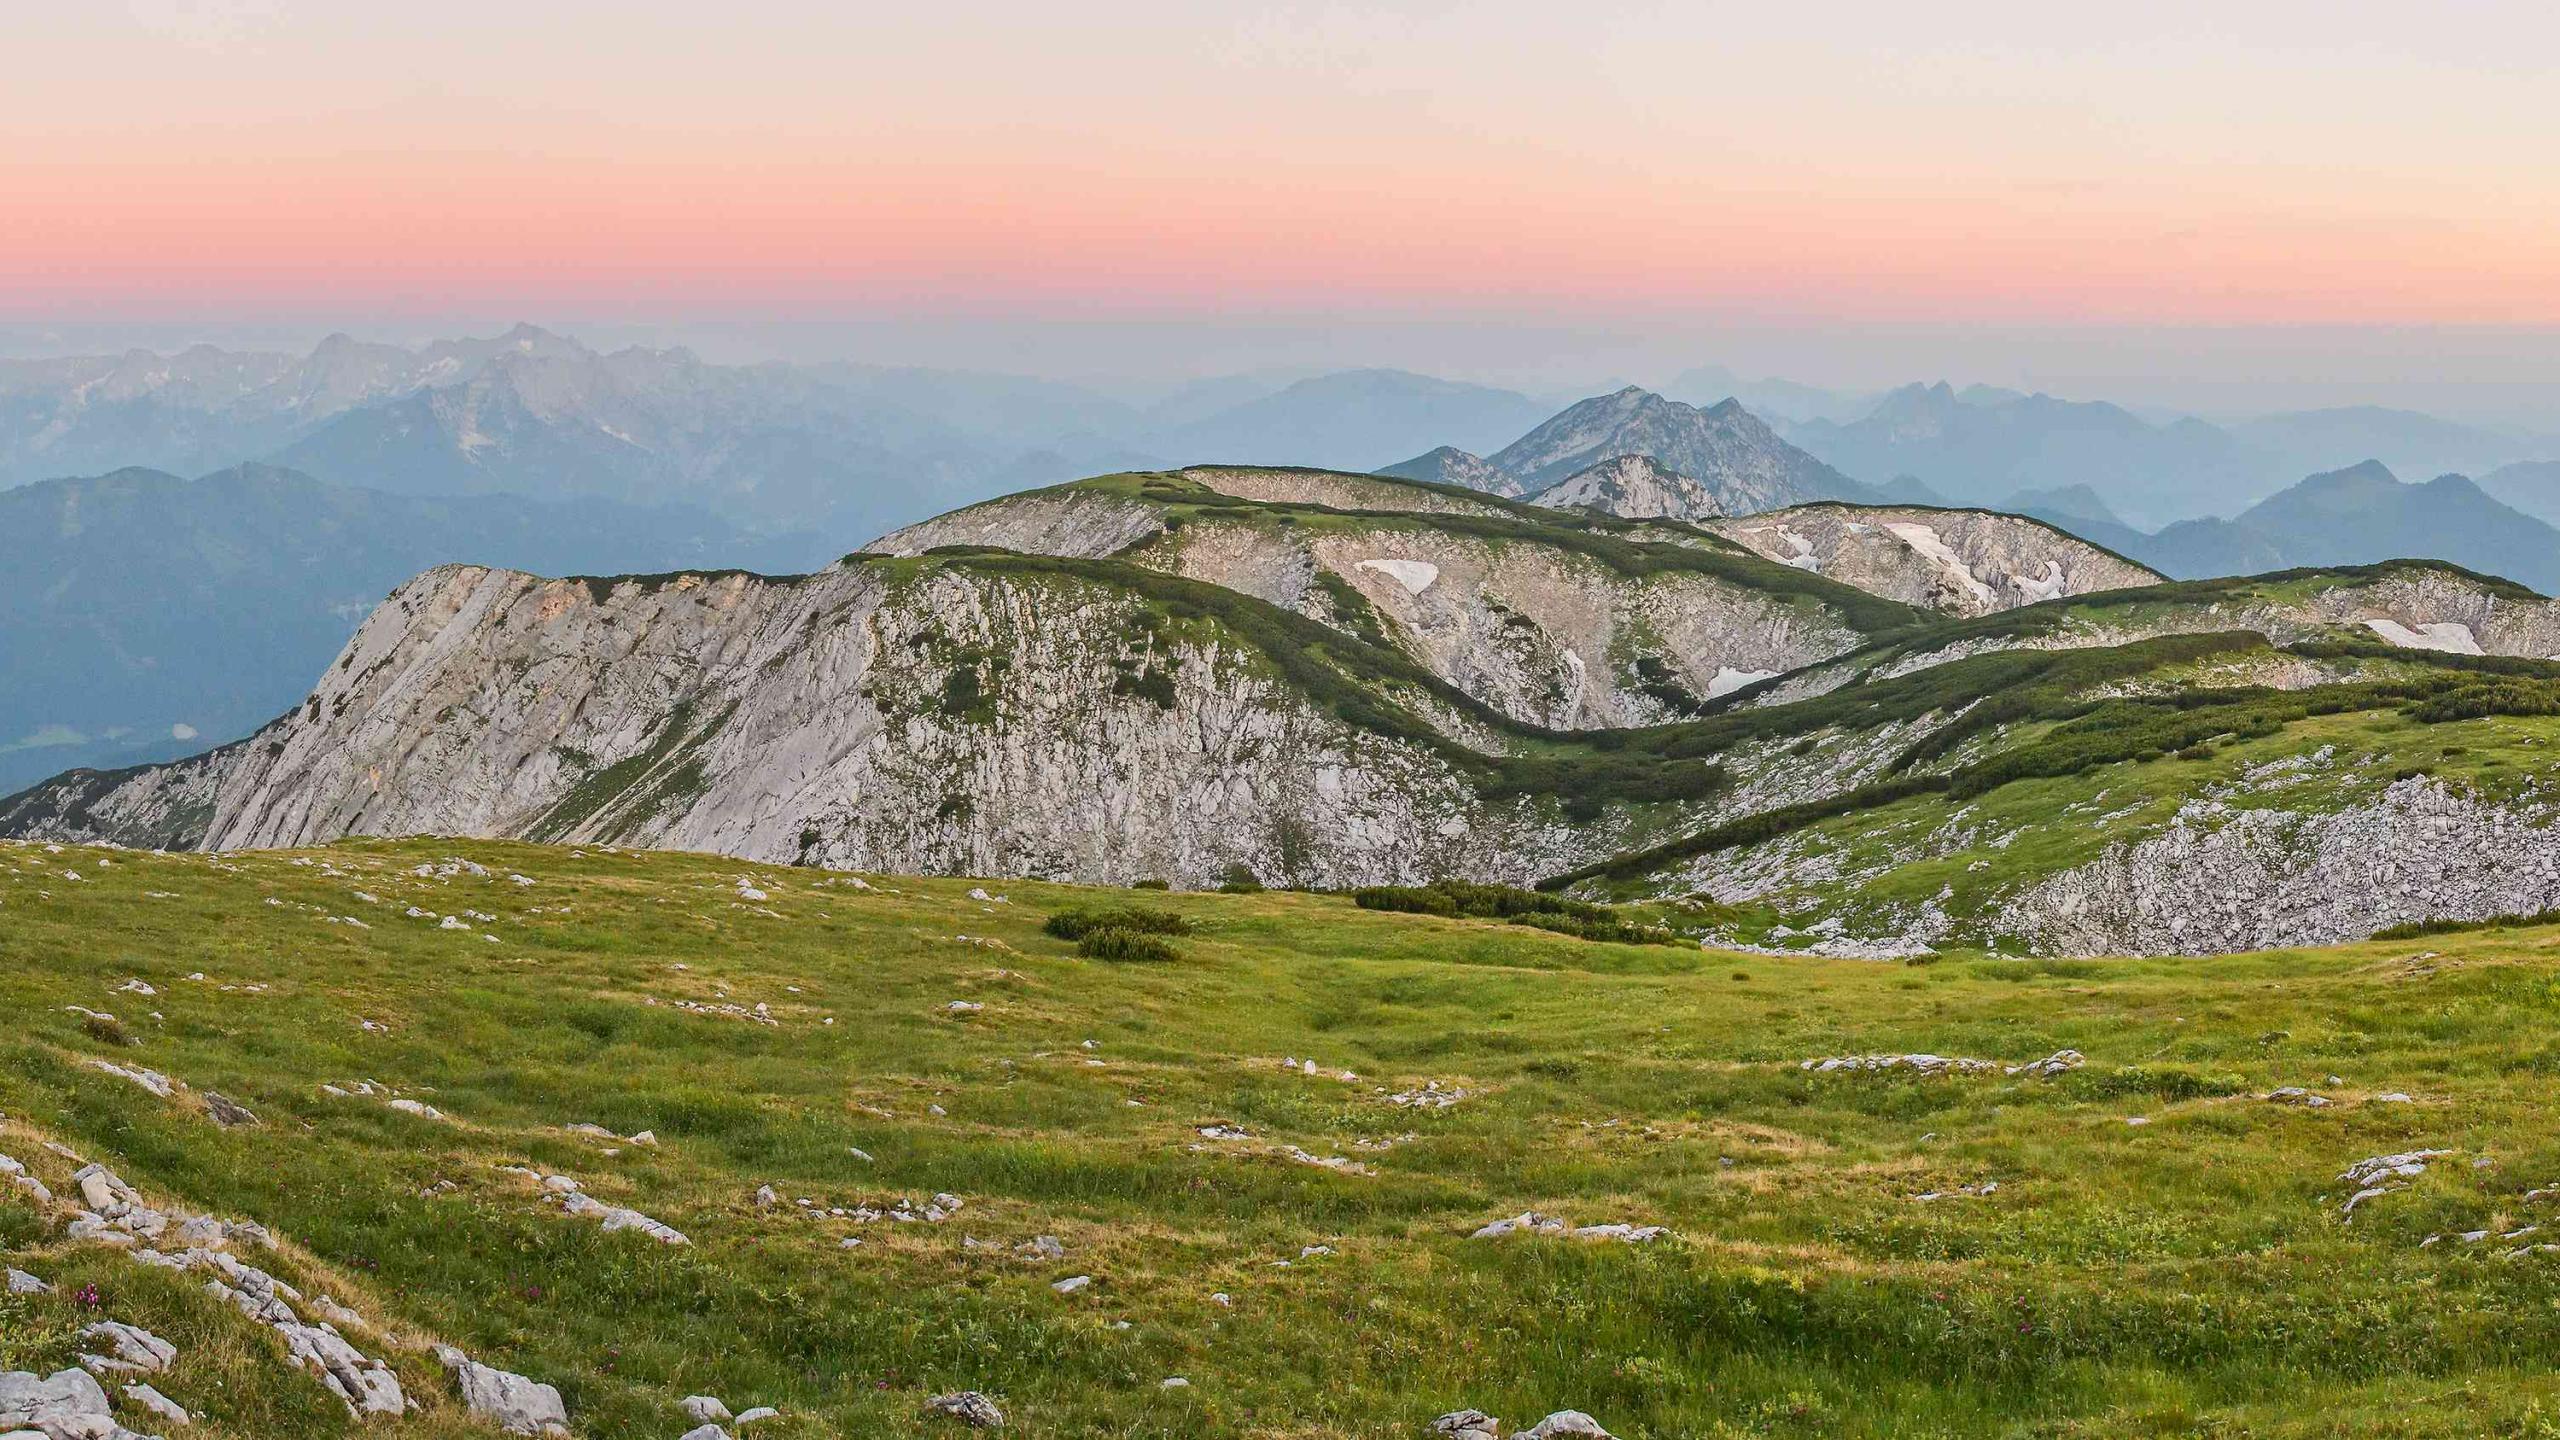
[10,837,2560,1438]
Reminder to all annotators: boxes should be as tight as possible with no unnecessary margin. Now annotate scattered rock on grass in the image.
[1431,1410,1502,1440]
[925,1390,1004,1428]
[436,1346,568,1437]
[202,1092,258,1127]
[0,1366,142,1439]
[77,1321,176,1375]
[122,1382,191,1426]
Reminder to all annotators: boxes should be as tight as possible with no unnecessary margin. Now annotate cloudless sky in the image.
[7,2,2560,410]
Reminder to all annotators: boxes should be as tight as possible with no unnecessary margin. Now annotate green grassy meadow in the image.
[10,837,2560,1437]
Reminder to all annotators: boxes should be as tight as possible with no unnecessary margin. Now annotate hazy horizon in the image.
[10,4,2559,426]
[7,316,2559,430]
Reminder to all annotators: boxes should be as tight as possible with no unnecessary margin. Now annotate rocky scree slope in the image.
[1703,502,2164,617]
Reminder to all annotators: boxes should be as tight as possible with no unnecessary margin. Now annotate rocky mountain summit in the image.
[1487,388,1868,508]
[15,465,2560,956]
[1527,454,1729,522]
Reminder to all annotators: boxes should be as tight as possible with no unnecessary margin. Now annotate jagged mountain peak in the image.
[1489,388,1865,513]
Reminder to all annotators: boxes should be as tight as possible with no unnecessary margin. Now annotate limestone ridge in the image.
[0,551,1705,888]
[868,468,1922,729]
[17,466,2560,955]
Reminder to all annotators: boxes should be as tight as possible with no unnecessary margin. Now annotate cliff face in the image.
[0,559,1613,888]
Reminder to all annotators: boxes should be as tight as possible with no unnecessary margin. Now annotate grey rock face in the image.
[1490,388,1857,510]
[3,559,1624,889]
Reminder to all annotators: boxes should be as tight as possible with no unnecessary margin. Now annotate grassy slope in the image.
[10,841,2560,1437]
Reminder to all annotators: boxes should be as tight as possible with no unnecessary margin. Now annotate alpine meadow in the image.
[14,5,2560,1438]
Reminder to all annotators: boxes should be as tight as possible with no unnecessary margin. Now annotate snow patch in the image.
[2008,560,2067,604]
[2363,618,2483,655]
[1707,666,1779,699]
[1884,523,1997,607]
[1355,559,1439,595]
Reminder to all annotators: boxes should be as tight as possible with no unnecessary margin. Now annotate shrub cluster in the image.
[1046,904,1194,961]
[1353,880,1681,945]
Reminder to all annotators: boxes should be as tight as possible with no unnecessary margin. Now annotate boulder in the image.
[434,1347,568,1437]
[1430,1409,1501,1440]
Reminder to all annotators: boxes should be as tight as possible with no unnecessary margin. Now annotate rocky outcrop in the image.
[1706,504,2162,617]
[1528,455,1726,522]
[1998,778,2560,956]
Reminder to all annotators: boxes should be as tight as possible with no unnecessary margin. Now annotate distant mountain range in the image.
[1778,381,2558,528]
[0,463,808,791]
[2006,461,2560,597]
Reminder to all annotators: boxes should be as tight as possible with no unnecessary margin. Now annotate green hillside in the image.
[9,838,2560,1436]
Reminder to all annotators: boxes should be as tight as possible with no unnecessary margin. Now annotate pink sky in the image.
[9,3,2560,328]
